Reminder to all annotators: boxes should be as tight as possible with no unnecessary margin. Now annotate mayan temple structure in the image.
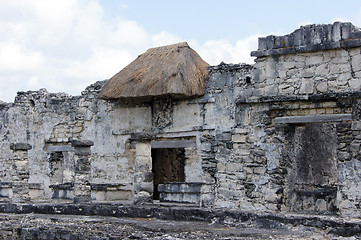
[0,22,361,238]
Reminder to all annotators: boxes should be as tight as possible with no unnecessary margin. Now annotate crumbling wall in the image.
[216,22,361,216]
[0,22,360,218]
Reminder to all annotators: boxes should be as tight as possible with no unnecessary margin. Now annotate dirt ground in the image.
[0,213,346,239]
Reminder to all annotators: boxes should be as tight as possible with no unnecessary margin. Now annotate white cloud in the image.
[0,0,260,102]
[193,35,258,65]
[64,47,134,80]
[0,42,44,71]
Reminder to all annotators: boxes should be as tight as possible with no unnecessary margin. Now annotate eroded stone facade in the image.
[0,22,361,218]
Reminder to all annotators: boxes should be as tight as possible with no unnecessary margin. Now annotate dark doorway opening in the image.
[286,123,338,213]
[151,148,185,200]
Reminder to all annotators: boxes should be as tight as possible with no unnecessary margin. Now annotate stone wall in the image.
[212,22,361,216]
[0,22,360,218]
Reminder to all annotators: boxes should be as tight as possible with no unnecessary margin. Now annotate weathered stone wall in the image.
[0,21,360,218]
[211,22,361,216]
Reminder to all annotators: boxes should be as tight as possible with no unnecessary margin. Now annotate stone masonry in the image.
[0,22,360,223]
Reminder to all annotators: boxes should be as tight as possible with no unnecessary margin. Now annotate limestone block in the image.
[305,55,323,66]
[299,79,314,94]
[200,142,212,152]
[351,121,361,130]
[227,163,241,172]
[232,134,246,143]
[315,64,329,76]
[217,163,226,172]
[172,102,202,130]
[294,62,306,68]
[278,84,294,94]
[104,190,132,201]
[279,61,295,69]
[315,199,327,212]
[351,54,361,72]
[338,152,351,161]
[322,102,337,108]
[338,199,354,211]
[29,189,44,200]
[294,55,306,62]
[349,48,361,56]
[286,68,298,78]
[134,182,153,194]
[134,191,152,202]
[91,191,106,201]
[265,59,276,78]
[263,85,278,96]
[13,160,28,171]
[215,200,236,208]
[301,68,314,78]
[135,142,151,157]
[234,128,249,134]
[315,82,328,93]
[349,79,361,91]
[134,172,153,183]
[278,70,287,79]
[237,149,250,156]
[331,56,349,64]
[350,143,360,152]
[135,156,152,172]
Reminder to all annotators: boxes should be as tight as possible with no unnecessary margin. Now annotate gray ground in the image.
[0,213,345,239]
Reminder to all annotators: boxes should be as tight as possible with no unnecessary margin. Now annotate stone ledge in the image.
[251,39,361,57]
[237,91,361,104]
[10,143,32,151]
[0,203,360,237]
[158,183,203,193]
[49,183,74,190]
[274,114,352,124]
[71,140,94,148]
[91,183,131,191]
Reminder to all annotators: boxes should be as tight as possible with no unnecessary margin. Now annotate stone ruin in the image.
[0,22,361,237]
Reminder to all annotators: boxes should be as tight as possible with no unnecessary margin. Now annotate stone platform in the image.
[0,202,360,239]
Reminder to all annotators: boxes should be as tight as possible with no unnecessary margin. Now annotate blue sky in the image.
[0,0,360,102]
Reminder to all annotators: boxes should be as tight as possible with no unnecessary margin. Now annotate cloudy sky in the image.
[0,0,361,102]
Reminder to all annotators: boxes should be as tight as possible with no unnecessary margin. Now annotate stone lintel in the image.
[47,145,74,152]
[158,182,202,193]
[151,140,196,149]
[10,143,32,151]
[131,132,156,141]
[29,183,44,190]
[49,183,74,190]
[274,114,352,124]
[237,91,361,104]
[90,183,130,191]
[71,140,94,148]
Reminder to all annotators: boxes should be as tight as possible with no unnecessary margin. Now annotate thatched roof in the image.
[98,42,209,100]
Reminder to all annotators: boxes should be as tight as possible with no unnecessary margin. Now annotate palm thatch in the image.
[98,42,209,100]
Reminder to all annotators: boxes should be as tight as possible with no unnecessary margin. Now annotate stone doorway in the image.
[286,122,338,213]
[151,148,185,200]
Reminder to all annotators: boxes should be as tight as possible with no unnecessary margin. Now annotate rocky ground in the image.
[0,213,353,240]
